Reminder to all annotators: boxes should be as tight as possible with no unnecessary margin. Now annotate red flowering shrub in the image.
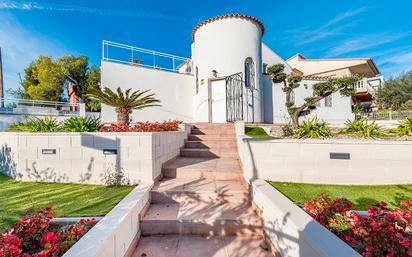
[99,120,182,132]
[304,194,412,257]
[0,206,96,257]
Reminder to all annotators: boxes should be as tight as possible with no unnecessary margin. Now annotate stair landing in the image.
[133,235,272,257]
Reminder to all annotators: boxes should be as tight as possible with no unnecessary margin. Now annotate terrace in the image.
[102,40,193,74]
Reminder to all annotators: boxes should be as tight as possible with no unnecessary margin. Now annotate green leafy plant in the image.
[62,117,100,132]
[390,115,412,136]
[7,117,60,132]
[294,117,332,139]
[87,87,160,127]
[341,119,387,138]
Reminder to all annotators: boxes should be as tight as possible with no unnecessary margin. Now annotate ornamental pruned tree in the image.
[267,63,360,128]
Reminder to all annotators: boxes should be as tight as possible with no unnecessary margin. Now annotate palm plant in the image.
[87,87,160,126]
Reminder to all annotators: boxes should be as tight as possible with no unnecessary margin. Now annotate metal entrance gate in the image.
[225,73,244,122]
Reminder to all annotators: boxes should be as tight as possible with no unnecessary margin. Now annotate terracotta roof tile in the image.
[301,75,331,80]
[192,14,264,40]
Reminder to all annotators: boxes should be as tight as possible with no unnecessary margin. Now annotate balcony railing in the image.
[355,77,384,97]
[102,40,193,74]
[0,98,80,116]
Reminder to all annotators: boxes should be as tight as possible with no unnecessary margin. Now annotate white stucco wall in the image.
[235,122,412,185]
[63,182,152,257]
[262,43,292,74]
[0,130,187,184]
[251,180,361,257]
[192,18,263,122]
[101,61,195,123]
[272,78,353,124]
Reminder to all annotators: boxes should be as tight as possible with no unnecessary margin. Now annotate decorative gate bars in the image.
[225,73,244,122]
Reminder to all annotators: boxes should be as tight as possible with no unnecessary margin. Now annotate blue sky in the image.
[0,0,411,97]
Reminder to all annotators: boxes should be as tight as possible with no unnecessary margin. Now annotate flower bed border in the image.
[250,179,361,257]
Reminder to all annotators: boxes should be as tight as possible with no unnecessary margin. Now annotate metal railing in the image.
[360,110,412,121]
[102,40,193,74]
[0,98,80,116]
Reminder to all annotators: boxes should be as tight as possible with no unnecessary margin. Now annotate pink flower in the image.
[400,240,410,247]
[42,231,58,245]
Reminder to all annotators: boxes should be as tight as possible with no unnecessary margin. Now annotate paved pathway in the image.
[133,123,275,257]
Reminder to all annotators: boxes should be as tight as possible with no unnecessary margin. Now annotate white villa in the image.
[101,14,383,124]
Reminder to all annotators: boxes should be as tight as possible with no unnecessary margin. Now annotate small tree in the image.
[267,63,360,128]
[87,87,160,127]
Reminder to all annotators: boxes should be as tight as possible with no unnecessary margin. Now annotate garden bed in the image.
[268,181,412,211]
[0,174,133,231]
[247,116,412,141]
[268,181,412,257]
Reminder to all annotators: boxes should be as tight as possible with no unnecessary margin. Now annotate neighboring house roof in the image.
[192,14,265,40]
[286,54,380,77]
[301,75,331,81]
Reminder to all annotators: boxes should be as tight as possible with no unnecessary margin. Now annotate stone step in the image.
[133,235,275,257]
[141,202,263,236]
[180,148,238,158]
[184,140,237,149]
[151,178,249,204]
[162,157,242,180]
[191,128,235,135]
[188,134,236,142]
[191,123,235,130]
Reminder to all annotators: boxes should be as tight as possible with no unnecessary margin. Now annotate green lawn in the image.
[0,174,134,231]
[245,126,274,139]
[268,181,412,210]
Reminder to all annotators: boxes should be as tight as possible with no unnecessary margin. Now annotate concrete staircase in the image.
[133,123,274,257]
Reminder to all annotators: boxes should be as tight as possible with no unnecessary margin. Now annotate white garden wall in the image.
[251,179,361,257]
[235,122,412,185]
[63,182,152,257]
[0,129,188,184]
[101,61,195,123]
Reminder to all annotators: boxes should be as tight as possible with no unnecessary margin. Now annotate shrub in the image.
[304,194,412,257]
[341,119,387,138]
[294,117,332,139]
[390,115,412,136]
[6,117,60,132]
[0,206,95,257]
[99,120,181,132]
[62,117,100,132]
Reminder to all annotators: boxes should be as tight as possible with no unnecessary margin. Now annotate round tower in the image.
[191,14,264,123]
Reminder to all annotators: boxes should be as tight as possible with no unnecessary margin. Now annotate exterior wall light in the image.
[212,70,218,77]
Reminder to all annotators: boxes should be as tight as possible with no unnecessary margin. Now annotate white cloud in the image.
[326,32,411,57]
[376,49,412,78]
[0,14,65,97]
[286,7,366,46]
[0,0,190,22]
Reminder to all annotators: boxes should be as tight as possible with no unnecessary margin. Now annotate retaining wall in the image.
[0,128,188,184]
[251,179,361,257]
[236,122,412,185]
[63,182,152,257]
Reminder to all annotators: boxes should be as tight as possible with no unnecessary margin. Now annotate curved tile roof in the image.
[301,75,331,81]
[192,14,265,40]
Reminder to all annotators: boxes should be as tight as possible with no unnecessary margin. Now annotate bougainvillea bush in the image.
[304,194,412,257]
[0,206,95,257]
[99,120,181,132]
